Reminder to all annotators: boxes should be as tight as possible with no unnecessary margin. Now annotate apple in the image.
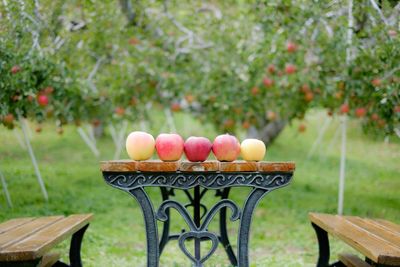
[371,113,379,121]
[304,92,314,102]
[298,123,306,133]
[212,134,240,162]
[388,30,397,37]
[126,131,155,161]
[115,107,125,116]
[129,37,140,45]
[340,103,349,114]
[267,111,277,121]
[251,86,260,96]
[355,107,367,118]
[263,77,274,88]
[11,65,21,74]
[394,106,400,113]
[242,121,251,129]
[43,86,54,95]
[37,94,49,107]
[371,78,381,87]
[267,64,276,74]
[185,94,195,103]
[241,139,266,161]
[285,64,296,74]
[171,102,181,112]
[35,125,42,133]
[300,84,310,93]
[327,110,334,117]
[184,136,212,162]
[3,114,14,125]
[155,133,184,161]
[286,41,297,53]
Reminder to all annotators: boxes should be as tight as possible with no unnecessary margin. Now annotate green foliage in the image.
[0,0,399,136]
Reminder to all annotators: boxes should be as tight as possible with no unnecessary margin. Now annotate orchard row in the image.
[126,132,266,162]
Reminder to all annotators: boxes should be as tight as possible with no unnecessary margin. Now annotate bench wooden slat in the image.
[0,217,64,250]
[0,214,93,261]
[0,218,35,235]
[309,213,400,266]
[344,217,400,249]
[339,253,371,267]
[374,219,400,234]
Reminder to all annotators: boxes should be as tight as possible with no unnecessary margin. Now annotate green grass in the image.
[0,110,399,266]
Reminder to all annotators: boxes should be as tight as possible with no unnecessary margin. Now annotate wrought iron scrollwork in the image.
[156,199,240,266]
[103,172,292,191]
[103,171,293,267]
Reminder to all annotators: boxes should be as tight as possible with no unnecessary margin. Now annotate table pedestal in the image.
[103,171,293,267]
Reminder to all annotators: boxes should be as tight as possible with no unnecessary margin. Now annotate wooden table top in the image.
[100,160,295,173]
[309,213,400,266]
[0,214,93,262]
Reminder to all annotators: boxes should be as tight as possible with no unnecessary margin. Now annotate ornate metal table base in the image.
[103,172,293,267]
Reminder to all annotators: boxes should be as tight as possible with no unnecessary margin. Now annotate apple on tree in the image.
[184,136,212,162]
[241,139,266,161]
[37,94,49,107]
[156,133,184,161]
[212,134,241,162]
[126,131,155,160]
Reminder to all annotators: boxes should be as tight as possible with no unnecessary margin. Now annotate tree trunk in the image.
[247,120,286,146]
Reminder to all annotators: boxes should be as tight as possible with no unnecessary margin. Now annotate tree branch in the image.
[119,0,136,26]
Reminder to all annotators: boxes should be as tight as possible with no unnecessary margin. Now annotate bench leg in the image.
[311,222,330,267]
[69,224,89,267]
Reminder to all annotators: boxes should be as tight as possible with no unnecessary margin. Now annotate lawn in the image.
[0,111,399,266]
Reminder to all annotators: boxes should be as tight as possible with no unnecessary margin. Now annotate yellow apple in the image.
[126,131,155,160]
[240,139,266,161]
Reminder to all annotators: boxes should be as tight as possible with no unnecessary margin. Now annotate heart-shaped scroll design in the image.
[178,231,219,265]
[156,199,240,265]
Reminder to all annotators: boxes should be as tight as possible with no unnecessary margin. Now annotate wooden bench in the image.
[0,214,93,267]
[309,213,400,267]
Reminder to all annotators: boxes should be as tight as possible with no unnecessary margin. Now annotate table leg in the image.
[237,188,269,267]
[218,188,238,266]
[128,188,159,267]
[311,222,330,267]
[194,186,201,265]
[159,187,172,254]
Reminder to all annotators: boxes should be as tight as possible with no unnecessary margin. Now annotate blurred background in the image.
[0,1,399,266]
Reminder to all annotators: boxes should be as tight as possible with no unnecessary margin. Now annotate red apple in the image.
[371,78,381,87]
[251,86,260,96]
[43,86,54,95]
[212,134,240,162]
[340,103,349,114]
[286,41,297,53]
[304,92,314,102]
[285,64,296,74]
[3,114,14,125]
[300,84,310,93]
[298,123,306,133]
[355,107,367,118]
[394,106,400,113]
[242,121,251,129]
[267,64,276,74]
[156,133,184,161]
[184,136,212,162]
[388,30,397,37]
[171,102,181,112]
[37,94,49,107]
[129,37,140,45]
[115,107,125,116]
[11,65,21,74]
[263,77,274,88]
[371,113,379,121]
